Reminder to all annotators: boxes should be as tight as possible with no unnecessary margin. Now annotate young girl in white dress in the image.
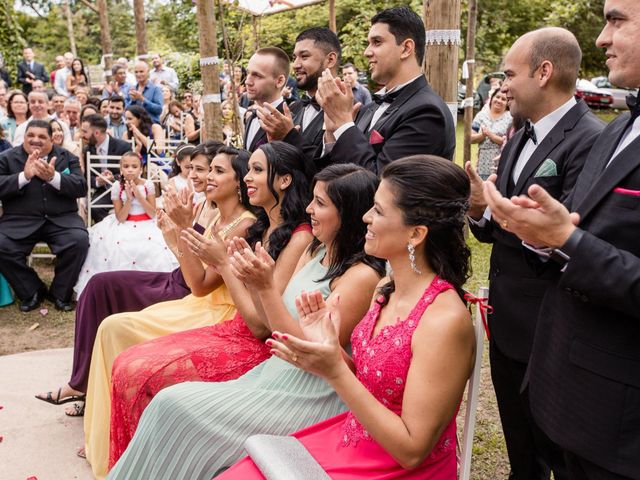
[75,152,179,298]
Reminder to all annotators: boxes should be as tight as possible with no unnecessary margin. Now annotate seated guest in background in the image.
[106,96,127,140]
[66,58,89,97]
[126,61,163,124]
[54,52,74,97]
[320,7,456,173]
[50,94,67,120]
[116,57,137,86]
[49,118,80,158]
[158,84,174,125]
[80,104,99,122]
[14,91,71,146]
[259,27,341,170]
[2,91,30,145]
[75,87,89,107]
[342,62,372,106]
[81,114,132,224]
[73,151,177,296]
[123,105,165,163]
[167,143,195,194]
[62,98,81,139]
[31,79,46,93]
[219,156,475,480]
[221,100,243,147]
[0,120,88,312]
[107,162,384,474]
[34,141,223,417]
[163,100,197,142]
[98,98,110,117]
[102,64,132,100]
[243,48,289,152]
[0,125,11,153]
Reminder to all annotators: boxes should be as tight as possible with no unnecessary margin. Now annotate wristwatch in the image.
[549,229,584,267]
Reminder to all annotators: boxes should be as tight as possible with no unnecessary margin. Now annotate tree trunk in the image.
[463,0,478,166]
[133,0,147,59]
[96,0,114,83]
[196,0,222,142]
[422,0,462,126]
[328,0,336,33]
[252,15,260,51]
[62,0,77,57]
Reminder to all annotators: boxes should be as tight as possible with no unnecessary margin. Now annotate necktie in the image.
[523,120,538,145]
[300,95,321,111]
[372,88,403,105]
[625,88,640,125]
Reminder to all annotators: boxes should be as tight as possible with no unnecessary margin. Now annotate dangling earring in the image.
[407,243,422,275]
[237,187,242,201]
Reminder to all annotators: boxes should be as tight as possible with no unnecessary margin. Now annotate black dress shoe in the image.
[50,296,75,312]
[19,288,46,312]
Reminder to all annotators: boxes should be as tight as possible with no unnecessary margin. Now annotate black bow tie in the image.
[523,120,538,145]
[300,95,321,111]
[372,88,403,106]
[626,88,640,123]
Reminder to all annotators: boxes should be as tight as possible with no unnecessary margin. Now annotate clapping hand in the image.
[257,102,296,142]
[157,208,179,250]
[267,291,345,381]
[228,240,275,290]
[316,69,359,133]
[464,161,489,220]
[163,188,194,229]
[180,227,228,267]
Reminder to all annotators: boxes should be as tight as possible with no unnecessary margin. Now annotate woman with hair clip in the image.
[222,155,476,479]
[86,141,314,479]
[107,162,386,480]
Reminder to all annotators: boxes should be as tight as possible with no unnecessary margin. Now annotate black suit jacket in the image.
[283,101,325,170]
[0,145,87,239]
[470,100,604,362]
[528,112,640,477]
[84,136,132,188]
[244,102,286,152]
[328,75,456,174]
[16,60,48,94]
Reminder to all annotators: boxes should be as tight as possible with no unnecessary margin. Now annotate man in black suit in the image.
[257,27,341,170]
[242,47,289,152]
[484,2,640,477]
[81,114,132,223]
[16,48,48,95]
[317,6,455,174]
[0,120,88,312]
[467,27,605,480]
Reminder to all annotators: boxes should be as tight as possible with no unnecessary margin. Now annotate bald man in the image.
[466,27,605,480]
[126,61,163,124]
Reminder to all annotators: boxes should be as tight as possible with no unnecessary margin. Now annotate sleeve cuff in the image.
[48,171,62,190]
[18,172,30,188]
[558,228,585,257]
[334,122,355,141]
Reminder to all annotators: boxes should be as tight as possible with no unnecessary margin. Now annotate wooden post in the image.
[328,0,336,33]
[196,0,223,142]
[252,15,260,51]
[96,0,114,83]
[463,0,478,166]
[133,0,148,59]
[62,0,77,57]
[422,0,462,126]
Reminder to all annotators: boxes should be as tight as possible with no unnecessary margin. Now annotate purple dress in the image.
[67,224,204,392]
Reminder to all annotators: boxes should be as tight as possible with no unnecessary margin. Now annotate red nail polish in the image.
[265,339,273,347]
[272,332,280,339]
[282,334,289,340]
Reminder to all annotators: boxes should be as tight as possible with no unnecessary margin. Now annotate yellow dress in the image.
[83,210,254,479]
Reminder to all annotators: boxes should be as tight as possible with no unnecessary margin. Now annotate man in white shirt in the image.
[149,54,179,92]
[54,52,74,97]
[12,91,72,146]
[62,98,81,139]
[116,57,137,86]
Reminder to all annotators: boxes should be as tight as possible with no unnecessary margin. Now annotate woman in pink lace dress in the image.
[220,155,477,479]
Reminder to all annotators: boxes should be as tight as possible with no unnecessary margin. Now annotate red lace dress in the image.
[219,276,459,480]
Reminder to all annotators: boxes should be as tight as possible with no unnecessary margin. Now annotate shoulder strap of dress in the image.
[407,277,454,327]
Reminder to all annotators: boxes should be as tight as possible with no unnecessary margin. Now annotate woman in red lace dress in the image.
[221,155,477,479]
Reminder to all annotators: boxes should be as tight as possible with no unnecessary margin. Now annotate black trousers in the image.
[565,451,636,480]
[490,341,568,480]
[0,221,88,302]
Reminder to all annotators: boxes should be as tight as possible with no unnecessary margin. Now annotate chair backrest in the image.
[86,152,122,225]
[146,138,185,192]
[458,286,488,480]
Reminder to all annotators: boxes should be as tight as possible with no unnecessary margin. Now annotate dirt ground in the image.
[0,240,511,479]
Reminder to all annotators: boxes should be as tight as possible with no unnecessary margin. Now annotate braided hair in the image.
[378,155,471,302]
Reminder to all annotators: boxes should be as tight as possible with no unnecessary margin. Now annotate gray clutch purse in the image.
[244,434,331,480]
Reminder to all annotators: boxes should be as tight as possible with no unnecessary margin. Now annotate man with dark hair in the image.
[102,65,132,100]
[0,120,88,312]
[243,47,289,152]
[318,6,455,174]
[341,62,372,106]
[257,27,341,168]
[484,2,640,477]
[106,96,127,139]
[467,27,604,480]
[17,48,48,95]
[81,113,131,223]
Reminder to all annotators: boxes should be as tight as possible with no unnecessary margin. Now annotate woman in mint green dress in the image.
[107,164,386,479]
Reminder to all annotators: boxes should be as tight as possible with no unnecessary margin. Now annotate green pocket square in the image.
[61,167,71,175]
[534,159,557,177]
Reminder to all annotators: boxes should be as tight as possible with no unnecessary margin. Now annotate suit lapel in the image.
[513,131,565,195]
[369,76,427,134]
[356,103,376,133]
[498,130,525,195]
[291,103,305,128]
[575,134,640,220]
[302,109,324,137]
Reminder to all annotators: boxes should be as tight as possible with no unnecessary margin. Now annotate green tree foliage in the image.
[0,0,25,78]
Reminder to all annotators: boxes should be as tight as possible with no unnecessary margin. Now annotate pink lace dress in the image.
[219,276,458,480]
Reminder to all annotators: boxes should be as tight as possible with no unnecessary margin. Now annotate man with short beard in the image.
[106,96,127,139]
[0,120,88,312]
[257,27,341,169]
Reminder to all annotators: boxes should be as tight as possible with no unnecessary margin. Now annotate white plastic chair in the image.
[458,286,488,480]
[86,152,122,225]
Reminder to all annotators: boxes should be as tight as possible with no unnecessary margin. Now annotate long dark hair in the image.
[126,105,153,136]
[379,155,471,300]
[308,164,385,282]
[245,141,313,260]
[216,145,253,211]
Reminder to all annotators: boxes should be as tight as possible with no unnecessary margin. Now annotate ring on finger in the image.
[501,219,509,229]
[291,354,298,363]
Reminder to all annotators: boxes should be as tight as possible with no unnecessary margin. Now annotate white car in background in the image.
[591,77,633,109]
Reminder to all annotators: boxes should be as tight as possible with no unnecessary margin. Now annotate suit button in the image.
[565,287,573,294]
[580,295,589,302]
[573,291,581,298]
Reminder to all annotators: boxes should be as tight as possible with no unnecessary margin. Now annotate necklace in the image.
[216,213,246,239]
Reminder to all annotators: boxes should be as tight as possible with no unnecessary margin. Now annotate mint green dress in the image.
[107,249,347,479]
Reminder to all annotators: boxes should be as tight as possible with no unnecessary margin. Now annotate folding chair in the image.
[27,242,56,266]
[86,152,122,225]
[146,138,186,193]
